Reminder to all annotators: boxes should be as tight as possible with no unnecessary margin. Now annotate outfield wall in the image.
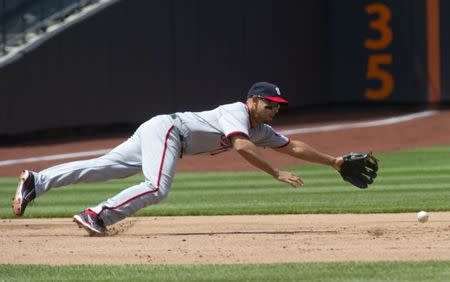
[329,0,427,103]
[0,0,448,136]
[441,0,450,102]
[0,0,328,135]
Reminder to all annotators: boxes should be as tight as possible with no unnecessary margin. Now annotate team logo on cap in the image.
[275,87,281,95]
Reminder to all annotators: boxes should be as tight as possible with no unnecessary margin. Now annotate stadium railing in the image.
[0,0,99,56]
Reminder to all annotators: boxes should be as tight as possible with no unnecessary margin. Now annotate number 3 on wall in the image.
[364,2,394,101]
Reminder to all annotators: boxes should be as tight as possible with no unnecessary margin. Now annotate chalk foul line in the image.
[0,110,438,167]
[278,110,438,135]
[0,149,111,167]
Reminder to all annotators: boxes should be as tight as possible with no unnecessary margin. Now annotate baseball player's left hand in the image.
[332,156,344,171]
[276,170,304,188]
[339,152,379,189]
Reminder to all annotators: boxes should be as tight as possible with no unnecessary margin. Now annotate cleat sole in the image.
[12,170,29,216]
[73,215,105,236]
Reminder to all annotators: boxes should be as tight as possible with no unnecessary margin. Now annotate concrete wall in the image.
[0,0,447,136]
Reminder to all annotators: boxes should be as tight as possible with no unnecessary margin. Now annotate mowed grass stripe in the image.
[0,174,445,197]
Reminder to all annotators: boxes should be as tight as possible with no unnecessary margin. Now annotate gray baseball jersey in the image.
[33,102,289,225]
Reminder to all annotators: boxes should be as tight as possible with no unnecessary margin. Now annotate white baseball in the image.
[417,211,429,223]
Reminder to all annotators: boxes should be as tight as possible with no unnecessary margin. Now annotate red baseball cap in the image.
[247,82,288,104]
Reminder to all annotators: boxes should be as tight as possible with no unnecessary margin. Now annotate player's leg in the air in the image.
[12,128,143,217]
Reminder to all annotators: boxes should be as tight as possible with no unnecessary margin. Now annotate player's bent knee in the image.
[156,187,170,201]
[143,182,170,203]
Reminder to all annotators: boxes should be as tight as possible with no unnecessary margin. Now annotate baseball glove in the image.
[339,152,378,189]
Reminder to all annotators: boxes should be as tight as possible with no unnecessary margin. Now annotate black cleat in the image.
[12,170,36,216]
[73,210,106,236]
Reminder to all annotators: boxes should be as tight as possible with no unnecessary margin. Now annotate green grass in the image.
[2,146,450,281]
[1,261,450,281]
[1,146,450,218]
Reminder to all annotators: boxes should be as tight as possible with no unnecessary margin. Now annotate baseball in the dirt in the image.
[417,211,429,223]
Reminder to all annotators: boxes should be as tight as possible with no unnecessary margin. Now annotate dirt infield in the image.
[1,109,450,265]
[2,213,450,265]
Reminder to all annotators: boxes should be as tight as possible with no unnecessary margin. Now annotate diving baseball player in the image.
[12,82,378,236]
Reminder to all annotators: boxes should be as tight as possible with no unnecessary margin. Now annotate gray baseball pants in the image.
[33,115,182,225]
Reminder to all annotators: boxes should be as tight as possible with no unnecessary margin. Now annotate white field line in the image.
[0,110,438,167]
[279,110,437,135]
[0,149,110,167]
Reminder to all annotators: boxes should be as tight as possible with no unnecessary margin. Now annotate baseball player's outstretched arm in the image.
[274,140,343,171]
[232,135,303,188]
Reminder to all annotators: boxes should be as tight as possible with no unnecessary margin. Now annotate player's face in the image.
[255,97,280,123]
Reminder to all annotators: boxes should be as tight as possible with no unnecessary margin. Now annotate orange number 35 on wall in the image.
[364,2,394,101]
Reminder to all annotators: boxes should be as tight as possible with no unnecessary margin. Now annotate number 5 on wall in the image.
[365,54,394,100]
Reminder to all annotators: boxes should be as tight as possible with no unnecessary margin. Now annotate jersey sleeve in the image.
[251,124,290,148]
[218,103,250,139]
